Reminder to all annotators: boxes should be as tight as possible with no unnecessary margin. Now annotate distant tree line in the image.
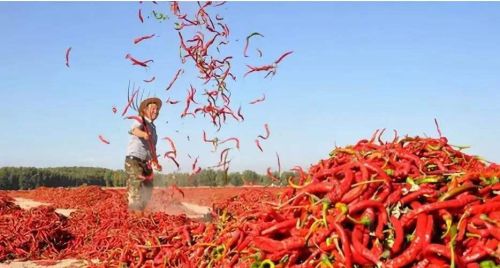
[0,167,296,190]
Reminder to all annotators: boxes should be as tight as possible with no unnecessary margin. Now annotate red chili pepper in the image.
[243,32,264,57]
[219,137,240,150]
[351,225,380,265]
[138,9,144,23]
[257,123,270,140]
[260,219,296,236]
[98,134,110,144]
[385,213,427,268]
[252,236,305,253]
[125,53,153,68]
[133,34,155,44]
[389,216,404,255]
[249,93,266,105]
[143,76,156,83]
[334,222,353,268]
[400,195,477,227]
[65,47,71,68]
[255,139,264,152]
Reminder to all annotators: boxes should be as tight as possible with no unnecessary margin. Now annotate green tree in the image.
[241,170,259,185]
[228,172,243,186]
[198,169,217,186]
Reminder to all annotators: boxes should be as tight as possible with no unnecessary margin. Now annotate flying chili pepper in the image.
[434,118,443,138]
[256,48,263,57]
[162,137,177,157]
[98,135,110,145]
[258,123,270,140]
[133,34,156,44]
[237,106,244,121]
[244,64,275,77]
[143,76,156,83]
[191,156,199,171]
[219,148,231,167]
[124,115,143,123]
[112,106,117,114]
[215,14,223,21]
[274,50,294,64]
[138,9,144,23]
[152,10,167,21]
[165,69,183,91]
[166,155,180,169]
[266,167,280,182]
[166,97,180,105]
[125,54,153,68]
[276,152,281,175]
[255,139,263,152]
[220,137,240,150]
[65,47,72,68]
[243,32,264,57]
[249,94,266,105]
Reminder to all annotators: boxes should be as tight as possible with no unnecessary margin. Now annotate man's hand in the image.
[132,128,149,140]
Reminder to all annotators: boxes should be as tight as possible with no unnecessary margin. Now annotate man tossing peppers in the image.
[124,97,163,213]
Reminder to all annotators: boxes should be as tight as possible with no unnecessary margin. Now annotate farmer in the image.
[124,97,163,214]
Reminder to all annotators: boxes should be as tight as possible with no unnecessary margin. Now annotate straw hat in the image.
[139,97,162,116]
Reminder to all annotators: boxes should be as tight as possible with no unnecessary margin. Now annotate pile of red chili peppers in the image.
[1,133,499,267]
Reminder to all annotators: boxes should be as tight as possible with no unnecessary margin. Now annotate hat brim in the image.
[139,97,162,116]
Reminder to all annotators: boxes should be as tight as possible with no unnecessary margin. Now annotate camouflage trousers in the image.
[124,157,153,211]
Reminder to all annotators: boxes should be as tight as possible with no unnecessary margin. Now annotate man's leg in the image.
[125,159,144,212]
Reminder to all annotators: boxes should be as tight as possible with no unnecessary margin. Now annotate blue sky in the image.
[0,2,499,173]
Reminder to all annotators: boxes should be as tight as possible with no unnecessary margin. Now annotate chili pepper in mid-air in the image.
[162,137,177,157]
[165,97,180,105]
[112,106,117,114]
[237,106,244,121]
[143,76,156,83]
[258,123,270,140]
[256,48,263,57]
[166,154,179,169]
[191,156,199,171]
[125,53,153,68]
[152,10,167,21]
[219,148,231,166]
[133,34,156,44]
[65,47,72,68]
[243,32,264,57]
[124,115,143,123]
[255,139,264,152]
[274,50,294,64]
[434,118,443,138]
[219,137,240,150]
[266,167,280,182]
[249,94,266,105]
[165,69,183,91]
[98,135,110,144]
[244,64,275,77]
[276,152,281,175]
[138,9,144,23]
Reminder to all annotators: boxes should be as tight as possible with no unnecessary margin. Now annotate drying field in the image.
[1,134,499,267]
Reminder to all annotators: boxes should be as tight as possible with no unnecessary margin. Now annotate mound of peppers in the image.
[1,133,499,267]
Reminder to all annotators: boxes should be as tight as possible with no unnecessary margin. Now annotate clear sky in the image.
[0,2,499,174]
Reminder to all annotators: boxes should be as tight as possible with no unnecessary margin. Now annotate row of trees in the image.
[0,167,296,190]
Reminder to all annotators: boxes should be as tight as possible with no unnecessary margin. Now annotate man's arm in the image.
[129,127,149,140]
